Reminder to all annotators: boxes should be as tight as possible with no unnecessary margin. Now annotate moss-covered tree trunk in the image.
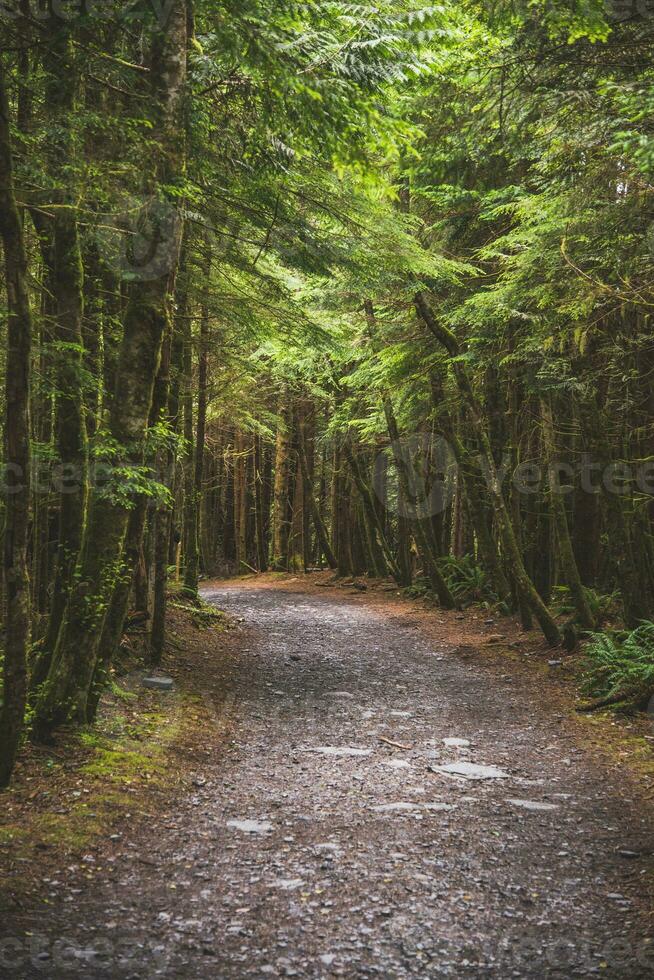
[416,291,561,644]
[0,59,34,786]
[540,396,595,630]
[88,322,175,716]
[29,28,88,690]
[32,2,188,737]
[272,400,292,570]
[298,417,337,569]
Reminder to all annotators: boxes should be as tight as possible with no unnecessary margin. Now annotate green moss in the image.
[169,598,228,631]
[109,682,138,702]
[0,825,28,847]
[1,699,185,896]
[81,746,161,782]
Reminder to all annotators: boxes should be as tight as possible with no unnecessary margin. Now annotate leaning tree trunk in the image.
[0,60,33,786]
[415,291,561,644]
[32,2,188,738]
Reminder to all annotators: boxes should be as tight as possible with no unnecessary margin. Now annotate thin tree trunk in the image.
[152,265,186,664]
[343,438,402,582]
[272,401,291,570]
[194,264,209,574]
[182,300,199,594]
[298,419,337,569]
[381,396,455,607]
[540,396,595,630]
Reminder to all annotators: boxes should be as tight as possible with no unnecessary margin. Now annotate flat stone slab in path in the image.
[506,798,559,812]
[435,761,510,780]
[142,675,174,691]
[226,819,273,834]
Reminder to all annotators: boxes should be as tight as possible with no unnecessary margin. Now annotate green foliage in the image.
[582,623,654,706]
[551,586,620,626]
[438,555,496,607]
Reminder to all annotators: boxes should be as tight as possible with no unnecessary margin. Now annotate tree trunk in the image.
[152,264,186,664]
[182,299,199,595]
[540,396,595,630]
[0,59,34,785]
[32,3,188,737]
[381,396,455,607]
[415,291,561,644]
[31,28,88,687]
[194,268,209,574]
[272,400,291,570]
[297,419,337,568]
[343,438,401,582]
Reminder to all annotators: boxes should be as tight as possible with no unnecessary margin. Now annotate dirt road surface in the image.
[2,579,653,978]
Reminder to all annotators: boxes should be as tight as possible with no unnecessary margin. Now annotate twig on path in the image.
[378,736,413,751]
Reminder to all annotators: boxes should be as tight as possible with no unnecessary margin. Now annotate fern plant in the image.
[438,555,497,606]
[582,622,654,708]
[551,585,620,625]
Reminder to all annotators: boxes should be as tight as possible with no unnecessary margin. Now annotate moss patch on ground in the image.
[0,598,232,911]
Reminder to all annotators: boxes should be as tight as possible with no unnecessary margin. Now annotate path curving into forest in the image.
[5,579,654,978]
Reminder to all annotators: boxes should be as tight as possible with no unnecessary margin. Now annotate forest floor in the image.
[1,573,654,978]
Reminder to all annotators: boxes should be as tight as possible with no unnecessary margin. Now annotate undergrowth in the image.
[552,585,620,625]
[438,555,498,608]
[581,621,654,711]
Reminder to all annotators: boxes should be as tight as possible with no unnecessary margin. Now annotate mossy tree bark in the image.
[540,396,596,630]
[272,399,292,570]
[415,291,561,644]
[30,28,88,689]
[32,2,188,737]
[0,59,34,786]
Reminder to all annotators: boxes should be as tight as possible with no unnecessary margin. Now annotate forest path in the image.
[6,578,654,978]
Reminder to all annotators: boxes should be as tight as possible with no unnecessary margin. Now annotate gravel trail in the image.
[4,580,653,978]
